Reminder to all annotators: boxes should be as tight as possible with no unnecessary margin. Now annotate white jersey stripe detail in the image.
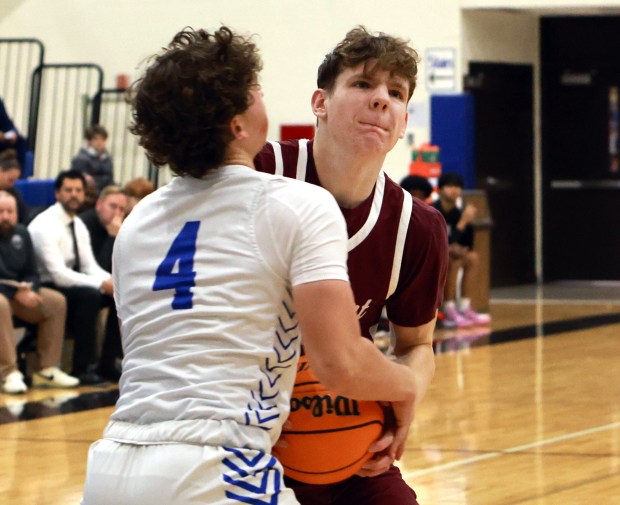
[387,189,412,299]
[295,139,308,181]
[347,171,386,252]
[268,140,284,176]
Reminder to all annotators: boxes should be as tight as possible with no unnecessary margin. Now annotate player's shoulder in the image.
[255,174,344,241]
[255,139,308,170]
[258,139,303,155]
[383,173,444,229]
[382,172,406,199]
[263,172,334,207]
[414,196,445,222]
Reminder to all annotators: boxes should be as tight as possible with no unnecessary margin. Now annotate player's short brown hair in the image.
[129,26,262,178]
[317,26,419,101]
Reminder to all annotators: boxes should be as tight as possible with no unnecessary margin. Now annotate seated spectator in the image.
[0,190,79,394]
[28,170,113,385]
[0,97,28,169]
[78,175,98,214]
[122,177,154,216]
[79,185,127,380]
[431,172,491,327]
[71,125,114,192]
[0,149,29,224]
[400,174,434,203]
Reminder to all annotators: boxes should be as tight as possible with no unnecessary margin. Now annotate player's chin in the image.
[356,135,396,156]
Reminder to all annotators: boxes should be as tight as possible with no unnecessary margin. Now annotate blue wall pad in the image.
[14,179,55,207]
[430,94,476,189]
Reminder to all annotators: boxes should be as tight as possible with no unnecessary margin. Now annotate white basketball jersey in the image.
[107,166,348,451]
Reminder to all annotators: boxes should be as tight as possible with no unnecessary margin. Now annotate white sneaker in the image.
[2,370,28,394]
[5,398,27,416]
[32,367,80,388]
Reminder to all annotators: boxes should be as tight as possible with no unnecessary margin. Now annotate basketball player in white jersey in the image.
[255,27,449,504]
[81,27,418,505]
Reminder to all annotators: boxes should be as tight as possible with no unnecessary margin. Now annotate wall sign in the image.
[425,48,456,94]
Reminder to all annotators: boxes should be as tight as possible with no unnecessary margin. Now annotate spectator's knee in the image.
[465,250,479,267]
[40,288,67,318]
[448,256,465,271]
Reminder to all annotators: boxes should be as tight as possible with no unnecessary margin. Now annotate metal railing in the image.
[28,63,103,178]
[2,38,163,187]
[0,38,44,135]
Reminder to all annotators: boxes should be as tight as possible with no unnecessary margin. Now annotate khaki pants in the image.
[0,287,66,379]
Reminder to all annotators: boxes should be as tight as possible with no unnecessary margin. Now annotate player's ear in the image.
[229,115,248,140]
[398,111,408,139]
[311,89,328,120]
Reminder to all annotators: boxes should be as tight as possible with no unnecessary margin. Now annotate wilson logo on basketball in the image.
[276,354,385,485]
[289,394,361,417]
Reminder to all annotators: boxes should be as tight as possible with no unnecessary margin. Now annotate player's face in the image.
[55,178,85,216]
[239,83,269,158]
[96,192,127,226]
[317,62,409,155]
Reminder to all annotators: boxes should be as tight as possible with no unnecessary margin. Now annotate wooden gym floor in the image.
[1,281,619,504]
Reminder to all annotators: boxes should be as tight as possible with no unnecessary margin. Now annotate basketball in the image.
[274,355,385,485]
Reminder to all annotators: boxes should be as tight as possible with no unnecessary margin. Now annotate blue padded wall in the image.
[430,94,476,189]
[14,179,55,207]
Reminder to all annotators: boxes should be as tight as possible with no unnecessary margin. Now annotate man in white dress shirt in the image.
[28,169,112,385]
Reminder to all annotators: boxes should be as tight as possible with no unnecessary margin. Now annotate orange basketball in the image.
[274,355,385,485]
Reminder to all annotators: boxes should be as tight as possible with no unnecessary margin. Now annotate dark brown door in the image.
[542,16,620,280]
[466,62,535,287]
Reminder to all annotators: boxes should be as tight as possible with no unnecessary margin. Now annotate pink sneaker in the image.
[460,307,491,325]
[442,305,473,328]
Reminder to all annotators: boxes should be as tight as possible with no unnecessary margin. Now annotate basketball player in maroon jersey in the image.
[255,26,448,505]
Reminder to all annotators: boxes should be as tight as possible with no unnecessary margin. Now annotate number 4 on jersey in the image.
[153,221,200,309]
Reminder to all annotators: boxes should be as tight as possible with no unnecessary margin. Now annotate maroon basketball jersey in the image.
[255,139,448,339]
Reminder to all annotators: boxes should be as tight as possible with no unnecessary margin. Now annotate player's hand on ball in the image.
[356,427,395,478]
[388,399,415,461]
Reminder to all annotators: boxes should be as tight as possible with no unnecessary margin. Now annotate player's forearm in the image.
[393,342,435,406]
[311,337,416,403]
[295,280,415,403]
[391,318,437,405]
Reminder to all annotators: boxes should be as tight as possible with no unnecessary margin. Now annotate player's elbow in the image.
[310,356,358,397]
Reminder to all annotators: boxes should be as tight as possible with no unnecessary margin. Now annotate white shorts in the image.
[81,439,300,505]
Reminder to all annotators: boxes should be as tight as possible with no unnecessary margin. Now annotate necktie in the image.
[68,220,81,272]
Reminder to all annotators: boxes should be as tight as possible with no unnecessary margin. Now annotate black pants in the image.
[44,283,101,376]
[99,295,122,369]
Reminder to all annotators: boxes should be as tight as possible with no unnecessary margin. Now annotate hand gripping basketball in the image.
[273,355,385,484]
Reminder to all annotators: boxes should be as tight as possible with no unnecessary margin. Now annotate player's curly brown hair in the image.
[317,26,419,101]
[129,26,262,178]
